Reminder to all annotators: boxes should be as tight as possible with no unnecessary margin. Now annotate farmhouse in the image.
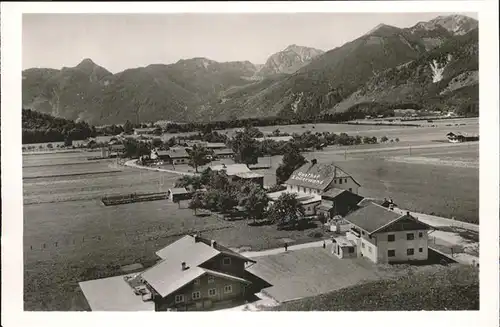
[267,160,362,216]
[338,203,433,264]
[213,148,235,159]
[446,132,479,143]
[153,148,190,164]
[316,189,364,219]
[134,127,161,136]
[168,188,193,202]
[109,143,125,157]
[255,136,293,143]
[138,234,259,311]
[210,164,264,188]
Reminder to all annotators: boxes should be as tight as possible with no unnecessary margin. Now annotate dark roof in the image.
[158,148,190,158]
[321,188,347,198]
[344,203,404,234]
[214,148,234,155]
[286,162,359,191]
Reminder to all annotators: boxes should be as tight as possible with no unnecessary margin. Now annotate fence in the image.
[101,191,169,206]
[26,225,233,252]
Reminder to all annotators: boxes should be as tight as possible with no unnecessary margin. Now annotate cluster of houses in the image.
[81,157,436,312]
[149,141,235,165]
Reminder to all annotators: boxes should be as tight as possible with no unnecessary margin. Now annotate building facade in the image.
[342,203,433,264]
[138,235,261,311]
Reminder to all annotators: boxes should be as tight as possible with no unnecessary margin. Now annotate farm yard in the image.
[23,118,479,311]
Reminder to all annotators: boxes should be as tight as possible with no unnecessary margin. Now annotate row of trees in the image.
[22,109,95,144]
[177,168,306,229]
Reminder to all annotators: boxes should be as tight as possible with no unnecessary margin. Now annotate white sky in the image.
[22,12,477,73]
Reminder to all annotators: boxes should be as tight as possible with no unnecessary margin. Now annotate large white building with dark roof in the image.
[341,202,434,264]
[268,160,362,216]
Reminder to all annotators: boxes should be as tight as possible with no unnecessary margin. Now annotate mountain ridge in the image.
[22,14,478,125]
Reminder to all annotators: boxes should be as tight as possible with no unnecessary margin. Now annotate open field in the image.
[246,247,448,303]
[269,264,479,311]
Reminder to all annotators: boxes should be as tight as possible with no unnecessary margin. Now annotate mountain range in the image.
[22,14,478,125]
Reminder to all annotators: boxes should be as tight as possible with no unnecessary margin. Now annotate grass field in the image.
[269,264,479,311]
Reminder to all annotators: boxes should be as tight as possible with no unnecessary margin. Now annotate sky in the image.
[23,12,477,73]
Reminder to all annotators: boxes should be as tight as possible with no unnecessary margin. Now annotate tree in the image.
[238,182,270,223]
[268,193,305,229]
[124,120,134,134]
[381,136,389,143]
[231,129,260,166]
[188,145,212,173]
[276,144,307,184]
[189,191,205,216]
[395,138,400,142]
[175,175,203,192]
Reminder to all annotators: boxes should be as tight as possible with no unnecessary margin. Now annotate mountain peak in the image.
[76,58,97,68]
[365,23,400,36]
[414,14,478,35]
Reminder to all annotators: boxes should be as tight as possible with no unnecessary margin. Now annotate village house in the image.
[152,148,190,164]
[168,188,193,202]
[267,160,362,216]
[335,202,434,264]
[134,127,161,136]
[133,234,259,311]
[210,164,264,188]
[213,148,235,159]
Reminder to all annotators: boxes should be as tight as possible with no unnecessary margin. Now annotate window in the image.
[361,231,365,235]
[407,233,415,240]
[224,285,232,294]
[388,250,395,257]
[192,291,201,300]
[208,276,215,284]
[407,248,414,256]
[361,242,365,248]
[419,248,423,253]
[208,289,216,297]
[419,232,423,238]
[348,247,355,253]
[368,246,372,253]
[339,179,343,185]
[194,278,200,286]
[345,179,347,183]
[349,188,352,192]
[388,234,395,242]
[175,294,184,303]
[334,180,337,184]
[222,257,231,265]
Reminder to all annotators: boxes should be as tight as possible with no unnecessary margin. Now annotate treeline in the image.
[160,109,378,134]
[22,109,95,144]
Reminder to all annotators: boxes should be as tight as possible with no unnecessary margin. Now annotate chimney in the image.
[181,262,188,271]
[311,159,317,165]
[211,240,217,248]
[406,211,410,216]
[193,234,199,242]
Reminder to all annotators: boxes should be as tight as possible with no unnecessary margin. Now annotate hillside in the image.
[22,58,259,125]
[22,15,478,124]
[206,15,478,120]
[269,265,479,311]
[22,108,94,144]
[334,27,479,115]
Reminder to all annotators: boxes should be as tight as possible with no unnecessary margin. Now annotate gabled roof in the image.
[169,188,191,195]
[142,235,255,297]
[157,148,190,158]
[321,188,347,199]
[286,162,360,191]
[344,203,432,235]
[235,172,264,179]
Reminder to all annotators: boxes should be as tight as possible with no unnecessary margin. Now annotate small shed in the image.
[331,236,357,259]
[168,188,192,202]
